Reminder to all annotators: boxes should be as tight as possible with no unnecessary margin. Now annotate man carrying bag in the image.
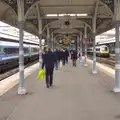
[42,47,55,88]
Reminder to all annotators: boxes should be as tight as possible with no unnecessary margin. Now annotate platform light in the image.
[77,14,88,16]
[68,14,76,16]
[46,14,58,17]
[59,14,67,16]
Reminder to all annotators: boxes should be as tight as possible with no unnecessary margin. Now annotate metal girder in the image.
[100,0,114,14]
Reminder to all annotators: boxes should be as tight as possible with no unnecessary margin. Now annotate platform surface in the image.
[1,61,120,120]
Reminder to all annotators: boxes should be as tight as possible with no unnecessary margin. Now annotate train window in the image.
[4,48,19,54]
[96,48,100,51]
[24,48,29,53]
[31,48,39,53]
[102,47,108,51]
[0,48,4,54]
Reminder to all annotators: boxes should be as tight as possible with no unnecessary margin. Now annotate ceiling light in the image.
[59,14,67,16]
[68,14,76,16]
[77,14,87,16]
[46,14,58,17]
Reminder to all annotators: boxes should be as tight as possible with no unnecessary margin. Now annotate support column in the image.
[51,33,54,51]
[80,32,83,63]
[47,27,50,47]
[92,1,98,74]
[38,35,42,68]
[17,0,27,95]
[92,32,97,74]
[36,4,42,68]
[113,0,120,92]
[84,24,88,66]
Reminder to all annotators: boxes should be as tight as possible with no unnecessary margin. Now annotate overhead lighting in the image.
[77,14,87,16]
[59,14,67,16]
[46,13,88,17]
[59,13,76,16]
[46,14,58,17]
[67,14,76,16]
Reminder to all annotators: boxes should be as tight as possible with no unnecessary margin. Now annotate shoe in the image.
[46,84,49,88]
[50,84,52,87]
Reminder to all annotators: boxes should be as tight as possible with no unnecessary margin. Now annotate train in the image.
[0,40,39,72]
[87,45,110,57]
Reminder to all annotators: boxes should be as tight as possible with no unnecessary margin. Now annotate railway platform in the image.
[0,60,120,120]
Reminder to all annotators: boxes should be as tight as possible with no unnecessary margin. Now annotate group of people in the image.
[41,46,79,88]
[41,47,69,88]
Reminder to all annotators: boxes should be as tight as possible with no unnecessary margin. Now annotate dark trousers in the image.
[73,60,76,67]
[45,67,54,85]
[65,57,68,63]
[62,58,65,65]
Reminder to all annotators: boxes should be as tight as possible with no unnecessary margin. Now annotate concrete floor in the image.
[0,61,120,120]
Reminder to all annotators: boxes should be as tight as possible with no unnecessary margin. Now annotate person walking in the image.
[42,47,55,88]
[65,49,69,64]
[53,49,58,70]
[71,49,77,67]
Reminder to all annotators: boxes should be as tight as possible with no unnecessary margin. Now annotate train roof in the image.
[88,45,108,49]
[0,37,39,46]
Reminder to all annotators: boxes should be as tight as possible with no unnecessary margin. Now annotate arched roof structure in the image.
[0,0,114,42]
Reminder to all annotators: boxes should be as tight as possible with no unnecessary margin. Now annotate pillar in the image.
[36,4,42,68]
[113,0,120,92]
[47,27,50,47]
[17,0,27,95]
[92,1,98,74]
[51,33,54,51]
[84,24,88,66]
[80,32,83,63]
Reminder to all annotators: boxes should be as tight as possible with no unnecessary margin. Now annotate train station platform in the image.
[1,60,120,120]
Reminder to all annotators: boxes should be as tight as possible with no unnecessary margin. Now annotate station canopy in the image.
[0,0,114,43]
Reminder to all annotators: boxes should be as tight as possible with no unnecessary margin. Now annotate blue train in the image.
[0,40,39,72]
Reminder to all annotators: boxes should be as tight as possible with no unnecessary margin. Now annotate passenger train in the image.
[0,40,39,72]
[87,45,110,57]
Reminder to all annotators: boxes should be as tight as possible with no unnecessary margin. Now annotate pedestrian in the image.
[53,49,58,70]
[65,49,69,64]
[42,47,55,88]
[71,49,77,67]
[62,50,66,65]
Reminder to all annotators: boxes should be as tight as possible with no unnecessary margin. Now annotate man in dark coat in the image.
[71,49,77,67]
[65,49,69,64]
[42,48,55,88]
[53,49,58,70]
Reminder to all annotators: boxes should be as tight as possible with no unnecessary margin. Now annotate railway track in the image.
[88,55,115,69]
[0,60,38,81]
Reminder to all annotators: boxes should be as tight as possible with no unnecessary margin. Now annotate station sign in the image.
[63,40,70,45]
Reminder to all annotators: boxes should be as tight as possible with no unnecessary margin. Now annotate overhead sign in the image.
[63,40,70,45]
